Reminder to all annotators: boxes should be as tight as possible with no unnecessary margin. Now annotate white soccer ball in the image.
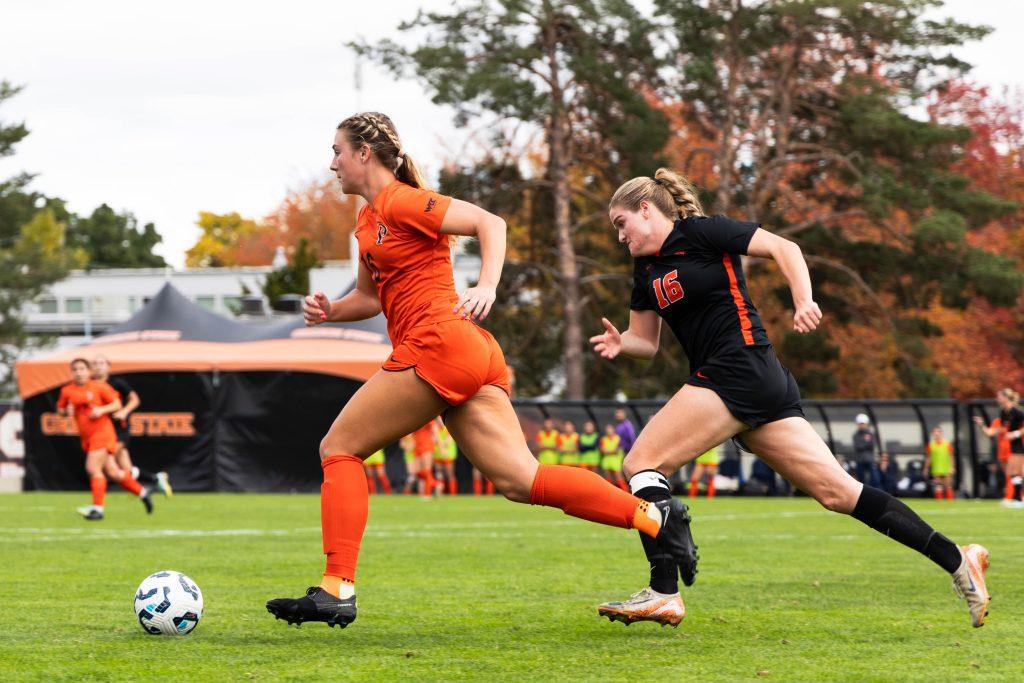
[133,570,204,636]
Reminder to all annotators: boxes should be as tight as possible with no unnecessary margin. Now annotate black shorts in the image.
[114,421,130,448]
[687,344,804,429]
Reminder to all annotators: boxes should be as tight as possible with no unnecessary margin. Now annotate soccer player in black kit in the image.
[590,168,991,628]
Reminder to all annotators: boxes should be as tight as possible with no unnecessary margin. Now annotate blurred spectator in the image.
[614,408,637,455]
[876,451,899,495]
[851,413,879,487]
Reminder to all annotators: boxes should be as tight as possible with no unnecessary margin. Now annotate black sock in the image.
[629,470,677,594]
[136,469,158,485]
[851,485,962,574]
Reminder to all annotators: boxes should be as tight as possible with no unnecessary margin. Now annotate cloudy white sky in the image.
[1,0,1021,267]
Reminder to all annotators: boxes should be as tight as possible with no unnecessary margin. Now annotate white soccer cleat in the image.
[952,544,990,628]
[598,587,686,627]
[156,471,173,497]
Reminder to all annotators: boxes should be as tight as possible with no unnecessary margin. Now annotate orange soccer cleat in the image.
[952,544,990,628]
[597,587,686,627]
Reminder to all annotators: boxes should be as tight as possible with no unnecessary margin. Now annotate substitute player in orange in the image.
[591,168,989,628]
[56,358,153,520]
[973,388,1024,505]
[266,113,696,629]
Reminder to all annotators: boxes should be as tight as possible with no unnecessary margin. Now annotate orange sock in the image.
[119,472,143,496]
[934,489,942,500]
[1004,478,1014,500]
[486,480,495,495]
[321,454,368,585]
[90,475,106,507]
[707,479,716,498]
[946,487,954,500]
[688,479,698,498]
[366,472,378,494]
[376,466,392,494]
[447,478,457,495]
[529,464,658,537]
[473,478,482,495]
[319,575,354,599]
[615,474,629,491]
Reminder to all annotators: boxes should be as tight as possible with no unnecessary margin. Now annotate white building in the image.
[19,253,483,357]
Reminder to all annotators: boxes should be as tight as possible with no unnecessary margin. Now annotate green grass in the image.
[0,493,1019,681]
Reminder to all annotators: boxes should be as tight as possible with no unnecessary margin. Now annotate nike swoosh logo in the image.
[696,371,708,379]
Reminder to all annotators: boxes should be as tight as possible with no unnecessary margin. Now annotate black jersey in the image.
[1001,407,1024,454]
[108,377,134,404]
[631,215,768,370]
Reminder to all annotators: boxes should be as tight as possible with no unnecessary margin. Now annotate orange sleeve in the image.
[56,386,68,410]
[383,184,452,239]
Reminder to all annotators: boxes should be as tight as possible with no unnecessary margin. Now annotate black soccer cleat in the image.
[266,587,357,628]
[654,498,699,586]
[140,488,154,514]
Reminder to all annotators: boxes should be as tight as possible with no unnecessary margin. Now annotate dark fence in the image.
[7,393,1006,496]
[512,398,1003,498]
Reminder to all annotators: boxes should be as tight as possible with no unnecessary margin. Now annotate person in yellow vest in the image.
[578,420,601,471]
[363,448,391,494]
[689,445,720,498]
[434,422,459,495]
[559,421,580,466]
[599,424,627,490]
[535,418,560,466]
[924,426,956,501]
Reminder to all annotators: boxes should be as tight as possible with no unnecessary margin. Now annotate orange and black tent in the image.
[15,284,392,492]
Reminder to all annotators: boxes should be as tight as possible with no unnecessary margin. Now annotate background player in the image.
[599,424,627,491]
[535,418,560,466]
[578,421,600,471]
[558,420,579,467]
[434,421,458,495]
[924,426,955,501]
[689,445,719,498]
[56,358,152,520]
[590,168,990,628]
[362,448,391,494]
[973,388,1024,505]
[90,356,171,497]
[266,113,695,630]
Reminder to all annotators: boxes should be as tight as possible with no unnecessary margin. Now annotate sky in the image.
[1,0,1021,268]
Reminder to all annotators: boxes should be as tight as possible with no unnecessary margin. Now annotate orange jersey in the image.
[990,419,1012,461]
[57,380,119,451]
[412,423,436,457]
[356,180,458,345]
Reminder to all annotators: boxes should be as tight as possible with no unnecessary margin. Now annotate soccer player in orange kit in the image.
[265,113,696,629]
[56,358,153,520]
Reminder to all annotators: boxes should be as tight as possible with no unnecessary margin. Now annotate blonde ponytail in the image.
[337,112,429,189]
[610,168,704,219]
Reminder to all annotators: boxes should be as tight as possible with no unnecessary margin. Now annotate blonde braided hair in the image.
[337,112,428,189]
[609,167,705,220]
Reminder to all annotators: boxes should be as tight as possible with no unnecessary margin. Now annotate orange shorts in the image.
[384,319,511,406]
[81,427,118,455]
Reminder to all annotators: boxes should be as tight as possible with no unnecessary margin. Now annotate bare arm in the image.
[303,258,382,326]
[90,398,122,420]
[747,229,822,333]
[440,198,507,321]
[590,310,662,361]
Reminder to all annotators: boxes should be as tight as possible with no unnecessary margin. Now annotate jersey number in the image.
[652,270,683,308]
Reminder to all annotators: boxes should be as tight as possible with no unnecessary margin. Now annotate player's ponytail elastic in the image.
[610,168,704,220]
[337,112,428,189]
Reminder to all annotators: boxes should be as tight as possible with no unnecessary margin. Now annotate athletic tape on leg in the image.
[629,470,669,495]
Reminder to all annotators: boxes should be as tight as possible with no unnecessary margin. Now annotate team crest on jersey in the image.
[375,222,388,245]
[424,197,437,213]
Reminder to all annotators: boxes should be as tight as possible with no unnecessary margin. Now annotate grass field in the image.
[0,492,1020,681]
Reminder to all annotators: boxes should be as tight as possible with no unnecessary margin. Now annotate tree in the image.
[0,209,85,393]
[656,0,1021,397]
[185,212,263,268]
[67,203,166,268]
[355,0,668,398]
[262,238,321,309]
[0,81,85,395]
